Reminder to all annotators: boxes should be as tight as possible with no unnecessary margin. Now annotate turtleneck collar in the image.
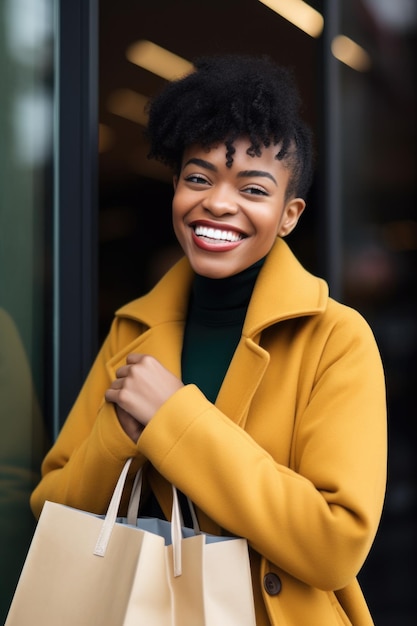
[190,257,266,315]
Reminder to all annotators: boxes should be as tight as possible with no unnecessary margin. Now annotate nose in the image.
[202,183,238,216]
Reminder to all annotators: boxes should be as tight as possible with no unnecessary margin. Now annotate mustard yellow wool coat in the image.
[31,238,387,626]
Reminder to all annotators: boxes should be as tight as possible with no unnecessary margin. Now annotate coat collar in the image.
[116,238,328,334]
[243,237,328,336]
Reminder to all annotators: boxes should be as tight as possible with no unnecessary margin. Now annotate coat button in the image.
[263,573,282,596]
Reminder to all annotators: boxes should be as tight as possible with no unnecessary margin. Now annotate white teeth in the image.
[194,225,242,242]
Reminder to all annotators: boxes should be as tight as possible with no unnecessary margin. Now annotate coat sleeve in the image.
[136,305,387,591]
[30,318,145,519]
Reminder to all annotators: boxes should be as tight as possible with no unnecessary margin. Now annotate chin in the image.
[191,261,244,279]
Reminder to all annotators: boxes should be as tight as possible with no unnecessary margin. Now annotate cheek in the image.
[257,207,283,237]
[171,200,188,246]
[254,211,284,253]
[171,196,182,227]
[171,213,182,244]
[172,188,188,219]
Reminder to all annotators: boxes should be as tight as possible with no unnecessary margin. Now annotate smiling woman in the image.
[31,53,387,626]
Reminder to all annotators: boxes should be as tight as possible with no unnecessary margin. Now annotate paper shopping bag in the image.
[5,458,256,626]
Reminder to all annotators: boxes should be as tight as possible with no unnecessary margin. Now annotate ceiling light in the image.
[258,0,324,38]
[331,35,372,71]
[126,40,193,81]
[107,89,149,126]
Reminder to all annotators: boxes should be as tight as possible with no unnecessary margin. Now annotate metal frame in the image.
[52,0,98,436]
[318,0,343,300]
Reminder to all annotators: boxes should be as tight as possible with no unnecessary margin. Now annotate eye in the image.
[184,173,210,185]
[243,185,269,196]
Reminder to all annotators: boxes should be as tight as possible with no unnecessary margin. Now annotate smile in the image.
[194,225,243,242]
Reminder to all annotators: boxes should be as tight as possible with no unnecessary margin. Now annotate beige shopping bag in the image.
[5,459,256,625]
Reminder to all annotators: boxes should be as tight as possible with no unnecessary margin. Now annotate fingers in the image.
[126,353,143,364]
[108,377,123,389]
[115,354,143,378]
[105,353,183,427]
[115,365,129,379]
[104,387,117,402]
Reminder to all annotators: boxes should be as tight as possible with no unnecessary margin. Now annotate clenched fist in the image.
[105,353,183,441]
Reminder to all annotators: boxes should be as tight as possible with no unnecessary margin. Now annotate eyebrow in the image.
[183,157,217,171]
[183,158,278,185]
[237,170,277,186]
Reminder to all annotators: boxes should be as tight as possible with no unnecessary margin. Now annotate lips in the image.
[190,222,246,252]
[193,224,243,243]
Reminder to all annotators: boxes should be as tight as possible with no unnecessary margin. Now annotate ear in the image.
[172,175,178,191]
[277,198,306,237]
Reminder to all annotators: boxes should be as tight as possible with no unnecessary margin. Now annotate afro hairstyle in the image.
[145,54,315,200]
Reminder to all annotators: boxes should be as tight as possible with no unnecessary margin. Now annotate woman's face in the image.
[172,137,305,279]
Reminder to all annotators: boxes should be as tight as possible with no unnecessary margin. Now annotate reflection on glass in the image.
[0,0,53,619]
[339,1,417,622]
[0,309,49,616]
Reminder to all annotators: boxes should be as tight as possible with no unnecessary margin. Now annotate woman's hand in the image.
[105,354,183,438]
[114,405,144,443]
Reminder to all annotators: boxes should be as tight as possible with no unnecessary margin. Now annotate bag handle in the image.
[93,458,196,577]
[126,465,143,525]
[94,457,133,557]
[126,465,201,535]
[126,462,201,576]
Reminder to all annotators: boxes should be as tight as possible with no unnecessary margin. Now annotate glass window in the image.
[337,2,417,622]
[0,0,53,619]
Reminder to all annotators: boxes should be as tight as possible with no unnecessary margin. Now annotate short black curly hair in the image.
[145,54,314,200]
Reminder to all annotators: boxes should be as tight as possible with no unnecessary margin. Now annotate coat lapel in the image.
[215,337,269,428]
[105,321,185,380]
[106,257,194,380]
[215,239,328,427]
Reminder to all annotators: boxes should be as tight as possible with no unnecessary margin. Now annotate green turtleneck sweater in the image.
[181,257,265,402]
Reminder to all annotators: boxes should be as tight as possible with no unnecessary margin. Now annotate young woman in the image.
[31,55,387,625]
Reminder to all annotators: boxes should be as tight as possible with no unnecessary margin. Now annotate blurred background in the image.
[1,0,416,623]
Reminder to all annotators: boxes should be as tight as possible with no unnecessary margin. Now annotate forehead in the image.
[182,137,287,171]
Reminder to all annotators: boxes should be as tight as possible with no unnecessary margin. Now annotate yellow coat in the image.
[31,238,387,626]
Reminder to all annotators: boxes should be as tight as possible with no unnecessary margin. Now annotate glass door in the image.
[0,0,98,619]
[0,0,53,617]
